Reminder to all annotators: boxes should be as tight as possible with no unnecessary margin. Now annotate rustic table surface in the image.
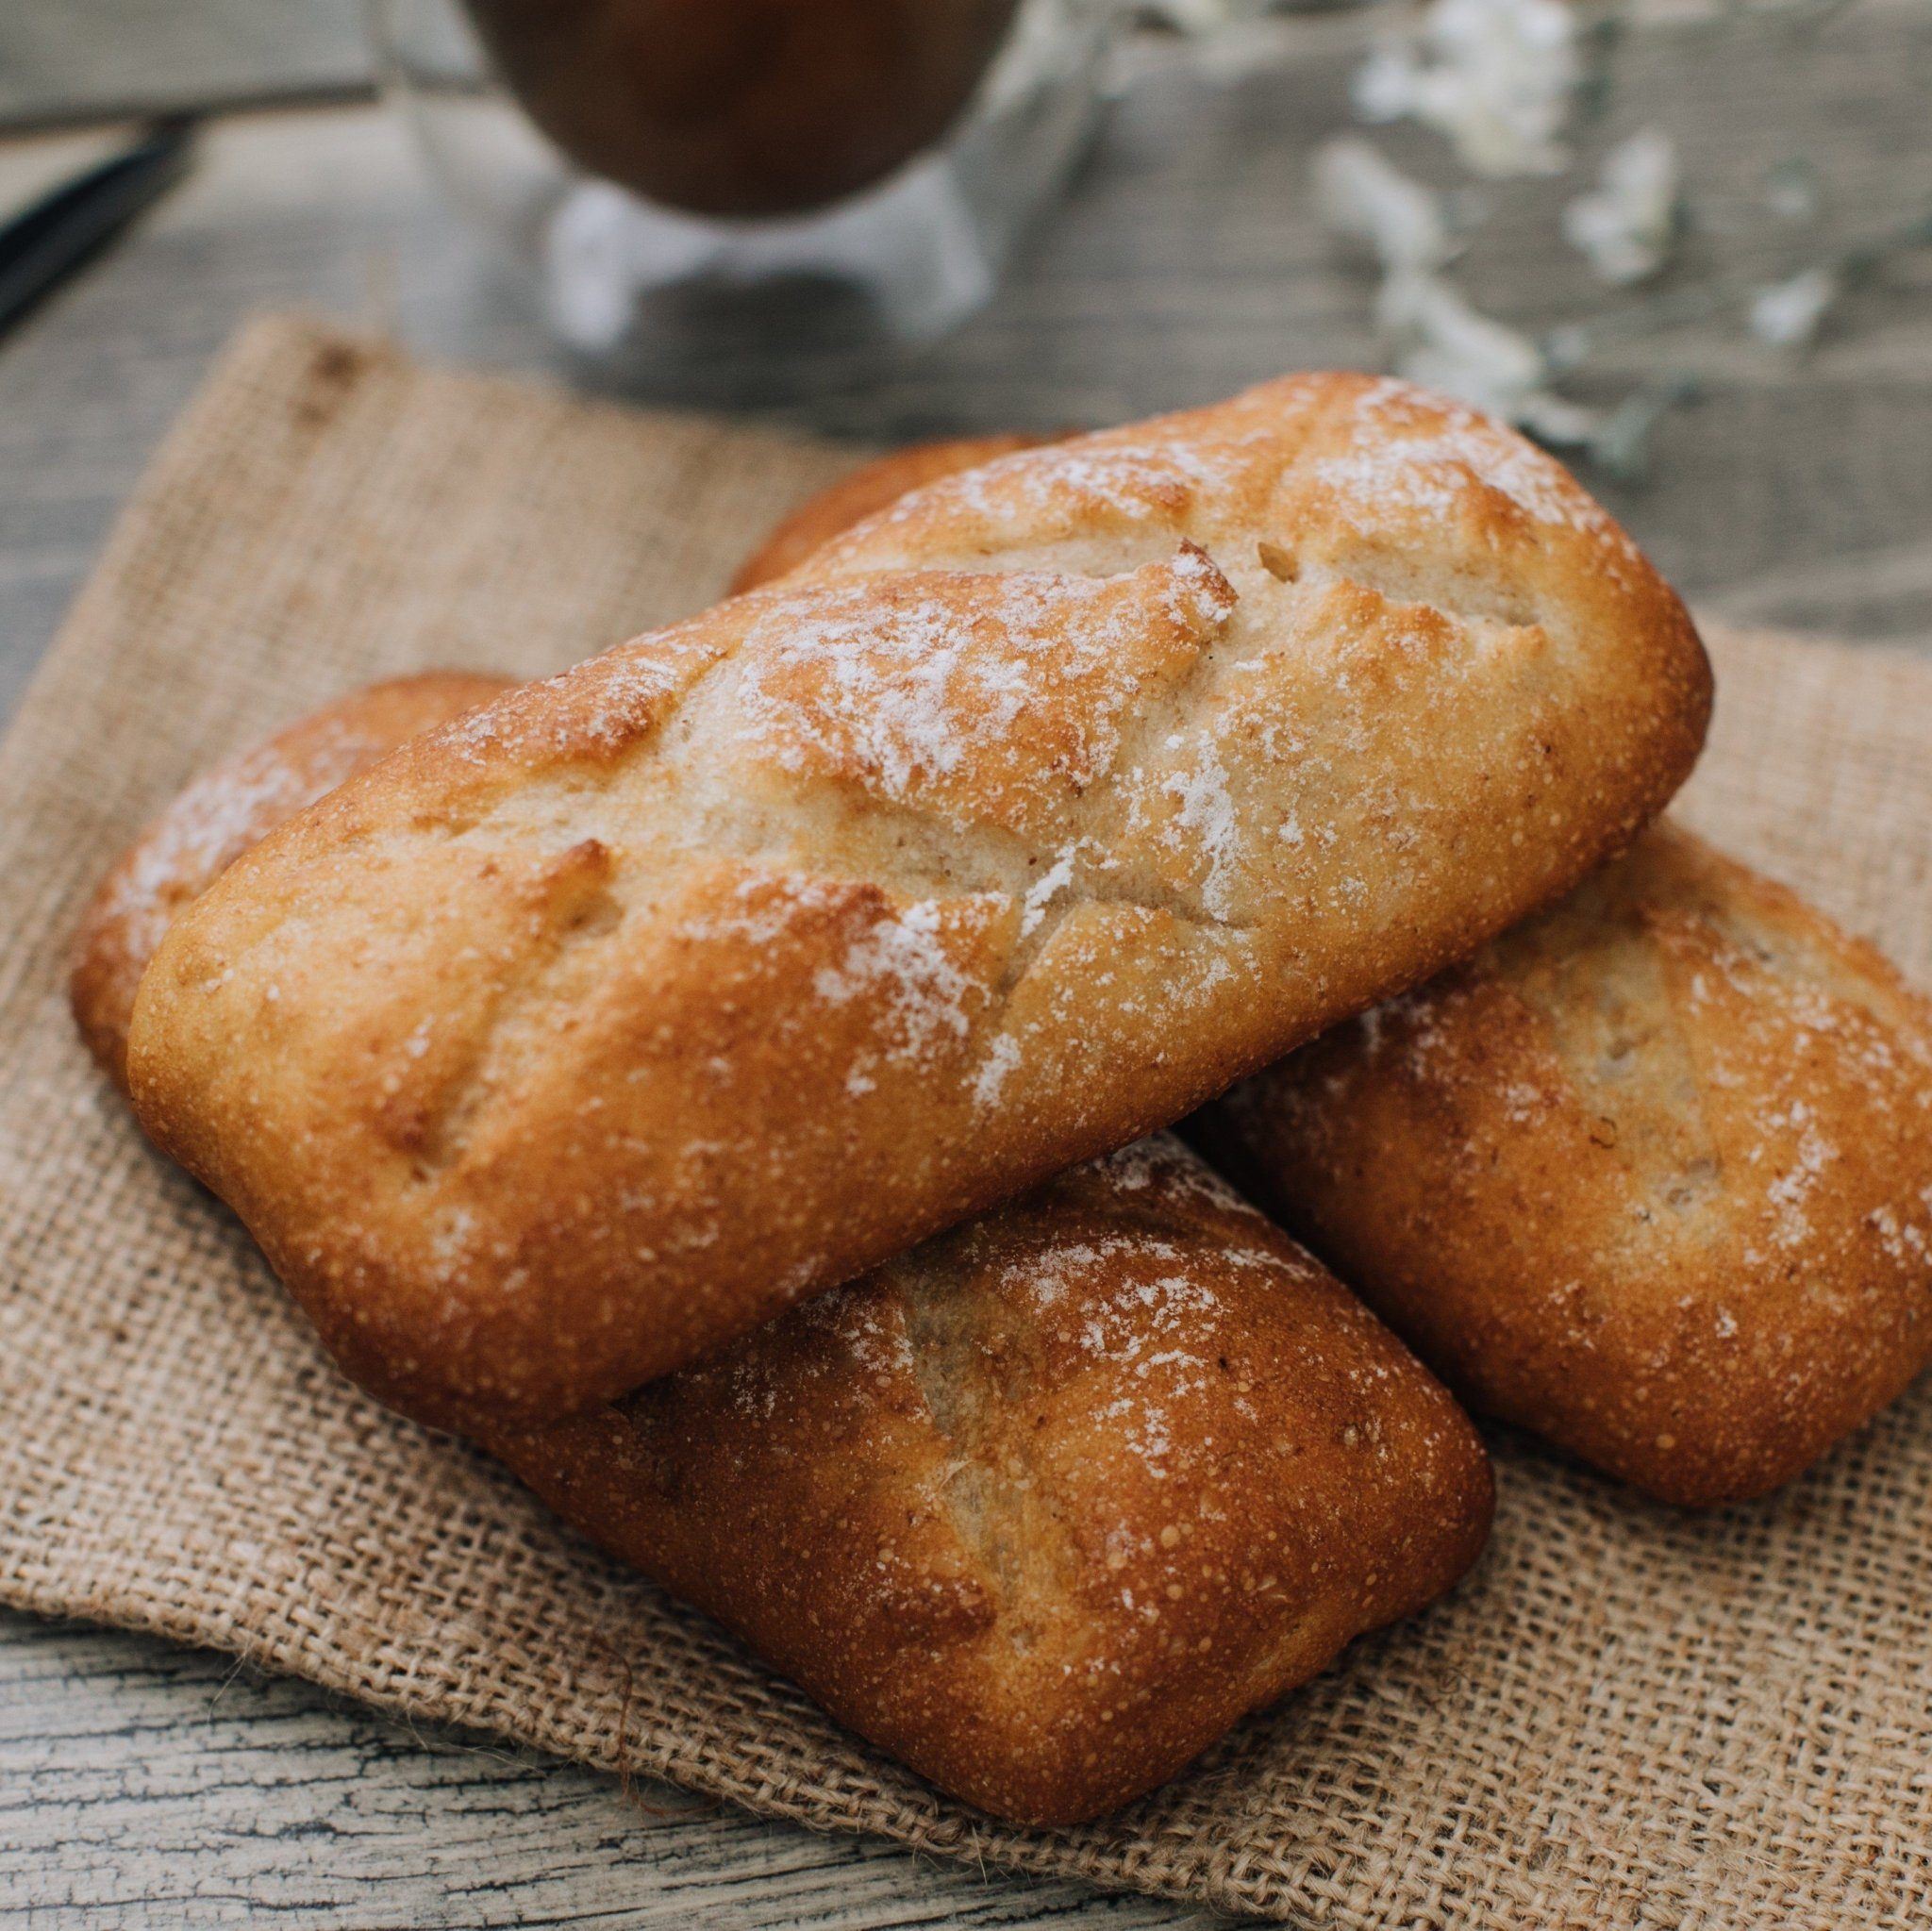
[3,4,1928,1924]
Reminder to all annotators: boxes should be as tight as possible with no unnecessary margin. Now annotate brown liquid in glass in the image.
[463,0,1024,220]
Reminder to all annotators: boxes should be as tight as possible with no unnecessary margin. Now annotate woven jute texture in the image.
[4,315,1929,1928]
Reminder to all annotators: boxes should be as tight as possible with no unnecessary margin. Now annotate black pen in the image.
[0,117,196,341]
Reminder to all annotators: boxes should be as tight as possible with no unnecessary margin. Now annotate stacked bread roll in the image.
[122,373,1710,1428]
[77,373,1932,1826]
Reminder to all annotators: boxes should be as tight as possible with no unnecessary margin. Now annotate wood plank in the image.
[0,0,370,131]
[0,1610,1226,1928]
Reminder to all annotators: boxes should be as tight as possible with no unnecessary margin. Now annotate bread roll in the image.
[76,692,1491,1827]
[72,673,512,1093]
[1201,824,1932,1507]
[744,440,1932,1506]
[728,432,1062,593]
[491,1135,1492,1824]
[126,373,1710,1429]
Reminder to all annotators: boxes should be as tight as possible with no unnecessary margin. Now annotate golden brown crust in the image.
[1202,823,1932,1507]
[78,692,1489,1825]
[734,401,1925,1521]
[126,372,1710,1430]
[490,1136,1492,1825]
[727,433,1064,593]
[71,673,514,1093]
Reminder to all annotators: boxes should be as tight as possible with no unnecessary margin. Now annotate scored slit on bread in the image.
[122,372,1712,1431]
[750,425,1932,1507]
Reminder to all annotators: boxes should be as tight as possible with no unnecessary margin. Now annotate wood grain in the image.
[3,9,1930,729]
[0,1609,1223,1928]
[0,0,370,131]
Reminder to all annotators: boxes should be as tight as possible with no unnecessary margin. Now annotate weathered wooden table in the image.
[3,6,1928,1923]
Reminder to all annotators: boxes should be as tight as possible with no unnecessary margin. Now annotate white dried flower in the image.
[1514,388,1609,450]
[1582,377,1699,482]
[1748,266,1840,348]
[1354,0,1580,178]
[1312,138,1455,276]
[1367,271,1684,469]
[1763,156,1822,223]
[1562,127,1680,285]
[1376,271,1560,422]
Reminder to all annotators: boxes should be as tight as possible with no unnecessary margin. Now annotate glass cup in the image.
[366,0,1119,399]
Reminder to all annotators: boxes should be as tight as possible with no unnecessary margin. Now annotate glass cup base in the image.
[369,0,1113,402]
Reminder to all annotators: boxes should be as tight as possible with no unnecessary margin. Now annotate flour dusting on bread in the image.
[1206,822,1932,1506]
[126,372,1710,1428]
[1315,376,1621,537]
[480,1127,1491,1823]
[74,672,511,1091]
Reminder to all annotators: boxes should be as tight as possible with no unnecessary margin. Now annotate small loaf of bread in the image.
[72,674,513,1093]
[747,443,1932,1505]
[728,432,1062,593]
[1201,824,1932,1507]
[126,373,1710,1429]
[490,1134,1493,1824]
[491,1135,1483,1830]
[75,698,1491,1826]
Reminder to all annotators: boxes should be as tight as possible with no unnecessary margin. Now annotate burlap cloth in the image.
[4,315,1928,1927]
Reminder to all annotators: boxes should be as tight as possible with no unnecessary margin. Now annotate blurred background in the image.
[1,1,1928,1923]
[4,3,1930,719]
[3,4,1929,717]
